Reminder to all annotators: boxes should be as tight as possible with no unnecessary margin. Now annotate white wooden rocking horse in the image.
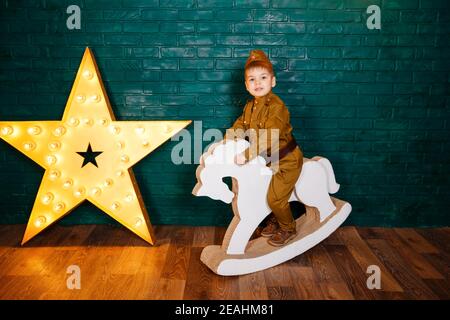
[192,139,352,276]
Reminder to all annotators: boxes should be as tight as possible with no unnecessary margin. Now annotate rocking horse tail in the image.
[315,157,340,194]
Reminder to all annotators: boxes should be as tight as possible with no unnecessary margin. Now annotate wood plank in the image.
[422,279,450,300]
[214,226,227,246]
[355,227,385,240]
[150,278,186,300]
[208,272,240,299]
[160,243,191,280]
[267,286,298,300]
[288,266,324,299]
[308,244,354,300]
[394,228,439,254]
[416,228,450,254]
[239,271,269,300]
[319,282,355,300]
[325,244,377,300]
[364,228,444,280]
[183,247,215,299]
[0,275,37,299]
[337,227,403,292]
[192,226,215,248]
[422,253,450,281]
[263,263,294,287]
[366,239,438,299]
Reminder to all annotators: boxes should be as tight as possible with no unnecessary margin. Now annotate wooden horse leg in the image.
[221,216,262,255]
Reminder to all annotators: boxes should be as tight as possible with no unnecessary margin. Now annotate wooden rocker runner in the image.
[192,139,352,276]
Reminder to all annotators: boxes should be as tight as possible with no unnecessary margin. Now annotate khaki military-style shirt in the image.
[226,91,295,161]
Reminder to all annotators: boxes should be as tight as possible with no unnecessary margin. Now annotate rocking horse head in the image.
[192,139,253,203]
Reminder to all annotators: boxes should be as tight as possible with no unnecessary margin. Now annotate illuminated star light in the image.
[0,47,191,245]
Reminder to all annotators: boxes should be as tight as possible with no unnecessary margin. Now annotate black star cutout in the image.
[76,143,103,168]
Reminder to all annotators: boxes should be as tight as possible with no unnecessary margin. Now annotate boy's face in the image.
[245,67,276,98]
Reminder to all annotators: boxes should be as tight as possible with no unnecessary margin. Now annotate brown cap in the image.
[245,49,273,74]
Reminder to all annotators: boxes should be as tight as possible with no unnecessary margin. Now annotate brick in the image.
[159,0,195,8]
[322,83,358,94]
[162,71,196,81]
[105,59,142,70]
[271,47,305,58]
[162,95,196,106]
[323,60,359,71]
[197,47,232,57]
[178,10,214,20]
[125,71,160,81]
[160,22,195,33]
[125,95,159,106]
[161,47,195,57]
[377,72,412,83]
[253,35,287,45]
[142,9,178,20]
[272,0,307,8]
[125,47,158,58]
[290,10,325,21]
[143,59,177,70]
[234,23,270,33]
[197,71,233,81]
[323,35,361,46]
[359,84,392,94]
[271,72,304,82]
[271,23,305,33]
[305,71,341,82]
[307,23,343,34]
[198,0,233,8]
[86,22,122,33]
[326,10,361,22]
[254,10,288,21]
[122,0,158,8]
[179,35,215,45]
[179,83,214,94]
[287,34,323,46]
[103,10,141,20]
[361,60,395,71]
[309,0,343,9]
[341,71,376,83]
[143,83,177,94]
[104,35,141,45]
[215,10,252,21]
[235,0,269,8]
[342,48,377,59]
[308,48,341,58]
[383,0,418,9]
[214,83,246,94]
[216,59,244,70]
[217,35,251,46]
[198,22,232,33]
[123,22,158,33]
[142,34,177,45]
[289,60,323,70]
[363,35,397,46]
[180,59,214,69]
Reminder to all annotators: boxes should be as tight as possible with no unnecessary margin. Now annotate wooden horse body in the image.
[193,139,352,275]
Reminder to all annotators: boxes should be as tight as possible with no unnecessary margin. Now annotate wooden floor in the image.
[0,224,448,300]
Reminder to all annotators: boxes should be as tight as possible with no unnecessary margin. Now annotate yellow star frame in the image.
[0,48,191,245]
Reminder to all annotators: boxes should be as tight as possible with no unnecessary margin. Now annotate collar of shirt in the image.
[253,91,274,108]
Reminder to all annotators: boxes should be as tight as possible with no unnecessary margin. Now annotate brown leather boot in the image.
[267,228,297,247]
[260,216,279,238]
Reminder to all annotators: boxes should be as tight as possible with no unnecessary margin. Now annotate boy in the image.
[226,50,303,247]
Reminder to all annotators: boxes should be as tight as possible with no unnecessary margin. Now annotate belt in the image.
[262,138,298,165]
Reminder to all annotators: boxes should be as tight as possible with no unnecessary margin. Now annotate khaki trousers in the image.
[267,147,303,231]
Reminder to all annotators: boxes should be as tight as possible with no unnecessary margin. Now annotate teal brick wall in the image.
[0,0,449,228]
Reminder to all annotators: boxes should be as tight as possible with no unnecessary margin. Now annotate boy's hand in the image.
[234,153,247,165]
